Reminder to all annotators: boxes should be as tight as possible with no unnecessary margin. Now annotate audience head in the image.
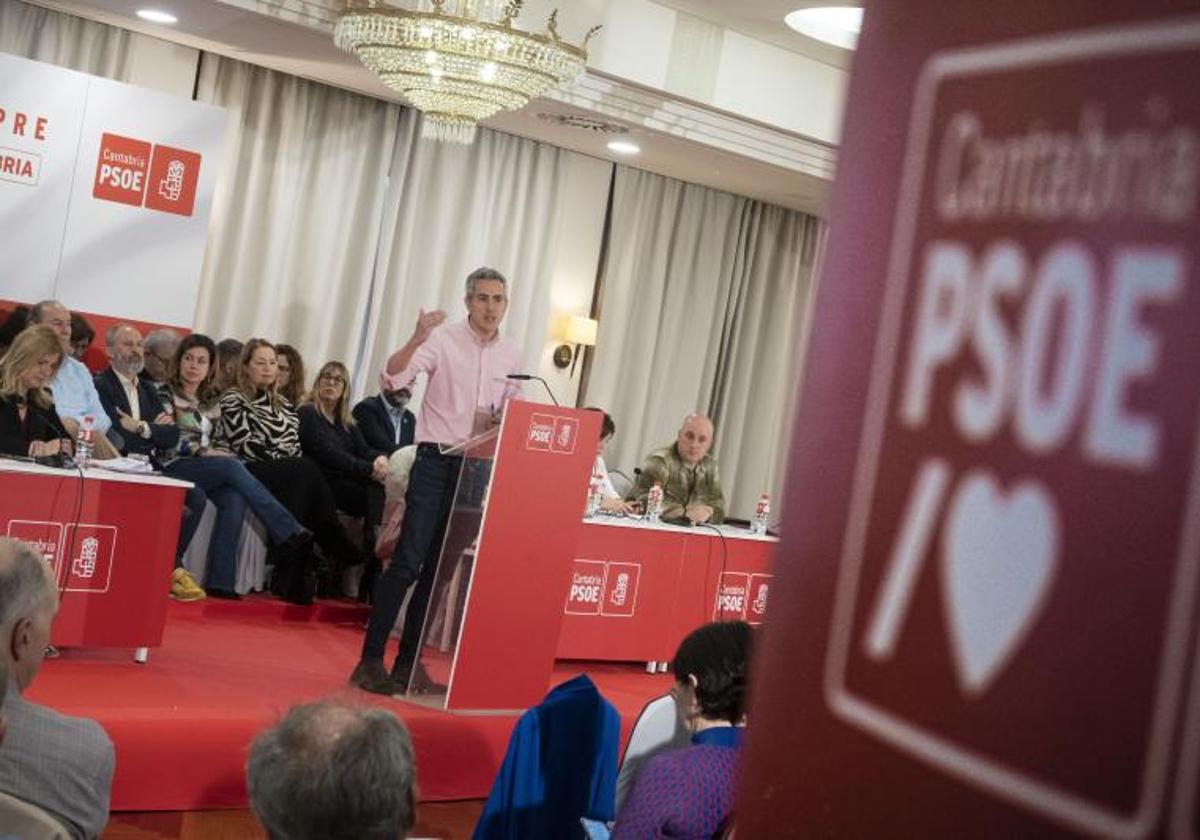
[0,325,63,409]
[143,328,181,384]
[169,334,218,401]
[463,267,508,338]
[0,537,58,693]
[106,324,146,378]
[676,414,715,467]
[310,361,353,427]
[29,300,72,356]
[215,338,244,392]
[382,385,411,410]
[275,344,306,406]
[69,313,95,361]
[670,620,753,729]
[238,338,281,401]
[0,306,31,356]
[247,699,416,840]
[586,407,616,456]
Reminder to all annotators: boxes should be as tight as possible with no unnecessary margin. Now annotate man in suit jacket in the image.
[93,324,179,457]
[0,537,115,839]
[94,325,207,601]
[352,385,416,455]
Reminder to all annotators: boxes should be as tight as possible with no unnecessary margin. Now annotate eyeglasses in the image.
[319,373,346,384]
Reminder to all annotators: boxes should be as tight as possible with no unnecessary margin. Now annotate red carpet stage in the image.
[27,598,672,812]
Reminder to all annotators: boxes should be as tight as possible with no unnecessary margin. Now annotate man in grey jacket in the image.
[0,537,115,839]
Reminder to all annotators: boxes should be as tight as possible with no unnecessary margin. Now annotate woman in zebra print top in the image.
[219,339,360,602]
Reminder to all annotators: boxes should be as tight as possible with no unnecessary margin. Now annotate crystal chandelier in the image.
[335,0,600,144]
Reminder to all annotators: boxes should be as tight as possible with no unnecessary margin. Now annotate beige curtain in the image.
[584,166,824,518]
[709,202,825,518]
[0,0,135,79]
[357,108,604,403]
[193,55,402,374]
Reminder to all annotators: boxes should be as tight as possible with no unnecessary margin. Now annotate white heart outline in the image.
[940,470,1061,697]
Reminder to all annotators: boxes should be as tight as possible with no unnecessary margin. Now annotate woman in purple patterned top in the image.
[612,621,753,839]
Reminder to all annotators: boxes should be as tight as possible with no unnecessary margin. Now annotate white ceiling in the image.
[24,0,836,214]
[652,0,858,67]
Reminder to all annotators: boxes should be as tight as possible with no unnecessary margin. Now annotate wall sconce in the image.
[554,315,598,377]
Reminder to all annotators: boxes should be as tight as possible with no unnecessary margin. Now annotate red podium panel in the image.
[414,401,599,711]
[1,461,187,649]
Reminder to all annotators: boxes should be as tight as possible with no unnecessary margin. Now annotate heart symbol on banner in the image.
[941,470,1060,697]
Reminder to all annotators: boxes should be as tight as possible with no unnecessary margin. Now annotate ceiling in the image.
[652,0,858,68]
[24,0,837,215]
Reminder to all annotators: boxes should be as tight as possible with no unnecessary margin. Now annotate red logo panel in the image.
[551,417,579,454]
[528,413,555,451]
[564,560,606,615]
[144,144,200,216]
[825,24,1200,836]
[747,573,772,625]
[601,562,640,617]
[93,132,150,206]
[6,519,62,576]
[714,572,749,621]
[61,525,116,593]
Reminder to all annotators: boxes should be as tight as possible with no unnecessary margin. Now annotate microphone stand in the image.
[506,374,560,406]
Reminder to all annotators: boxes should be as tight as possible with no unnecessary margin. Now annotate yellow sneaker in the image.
[170,567,207,602]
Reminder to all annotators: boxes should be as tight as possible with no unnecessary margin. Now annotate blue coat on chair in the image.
[474,674,620,840]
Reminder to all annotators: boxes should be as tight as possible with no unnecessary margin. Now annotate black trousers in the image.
[361,445,461,671]
[246,456,359,564]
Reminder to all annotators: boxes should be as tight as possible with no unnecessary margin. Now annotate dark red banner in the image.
[737,2,1200,837]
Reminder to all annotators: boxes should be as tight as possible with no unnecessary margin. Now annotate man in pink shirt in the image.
[351,267,524,695]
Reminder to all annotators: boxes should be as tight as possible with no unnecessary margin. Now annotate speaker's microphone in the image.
[506,373,560,407]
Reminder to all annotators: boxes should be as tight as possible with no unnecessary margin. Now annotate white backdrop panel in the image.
[56,72,226,325]
[0,51,87,301]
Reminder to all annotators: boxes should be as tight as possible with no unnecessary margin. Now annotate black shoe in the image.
[396,661,446,696]
[349,659,395,695]
[206,588,242,600]
[280,528,314,554]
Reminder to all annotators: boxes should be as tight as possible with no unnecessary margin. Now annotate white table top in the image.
[0,458,193,489]
[583,512,778,543]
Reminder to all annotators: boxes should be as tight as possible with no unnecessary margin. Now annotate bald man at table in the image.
[631,414,727,526]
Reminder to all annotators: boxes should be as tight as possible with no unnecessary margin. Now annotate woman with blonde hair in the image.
[219,339,360,602]
[0,325,72,459]
[298,361,388,561]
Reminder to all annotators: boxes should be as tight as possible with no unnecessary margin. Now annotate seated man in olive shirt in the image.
[631,414,726,525]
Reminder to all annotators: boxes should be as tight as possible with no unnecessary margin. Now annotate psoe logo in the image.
[714,572,750,621]
[528,413,556,451]
[565,560,607,615]
[0,146,40,186]
[93,133,200,216]
[551,417,579,454]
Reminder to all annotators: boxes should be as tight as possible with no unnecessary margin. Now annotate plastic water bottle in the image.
[753,493,770,535]
[646,482,664,523]
[74,415,95,468]
[585,468,603,517]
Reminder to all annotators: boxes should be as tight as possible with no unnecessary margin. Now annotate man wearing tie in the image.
[352,385,416,455]
[350,267,524,695]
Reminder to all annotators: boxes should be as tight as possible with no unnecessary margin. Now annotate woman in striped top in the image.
[219,338,360,602]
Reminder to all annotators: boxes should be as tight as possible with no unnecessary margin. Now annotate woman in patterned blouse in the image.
[219,338,360,602]
[612,621,753,839]
[161,334,311,599]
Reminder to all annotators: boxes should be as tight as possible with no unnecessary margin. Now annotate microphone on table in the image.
[506,374,560,407]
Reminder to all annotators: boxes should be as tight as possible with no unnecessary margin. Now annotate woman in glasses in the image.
[298,361,388,563]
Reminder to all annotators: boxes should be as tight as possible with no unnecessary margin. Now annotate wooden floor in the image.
[103,801,485,839]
